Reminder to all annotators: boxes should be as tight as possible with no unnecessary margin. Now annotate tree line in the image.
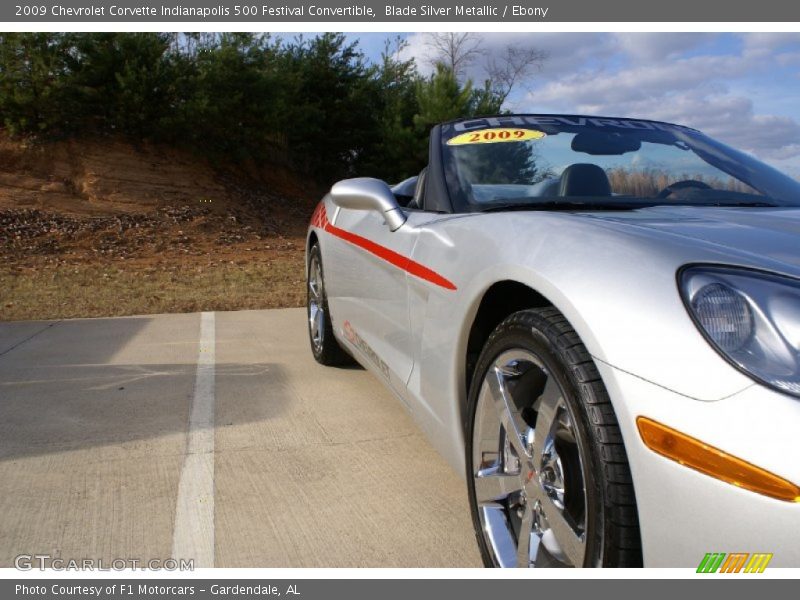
[0,32,542,185]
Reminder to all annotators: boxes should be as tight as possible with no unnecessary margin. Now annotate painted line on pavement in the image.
[172,311,215,567]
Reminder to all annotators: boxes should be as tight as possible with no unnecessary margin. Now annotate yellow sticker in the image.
[447,128,546,146]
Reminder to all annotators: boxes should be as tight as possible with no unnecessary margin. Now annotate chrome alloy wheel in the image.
[307,254,325,353]
[472,349,589,568]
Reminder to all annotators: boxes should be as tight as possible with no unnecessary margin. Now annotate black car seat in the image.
[559,163,612,197]
[410,167,427,210]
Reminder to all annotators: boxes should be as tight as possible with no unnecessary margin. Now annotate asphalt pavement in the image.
[0,309,481,568]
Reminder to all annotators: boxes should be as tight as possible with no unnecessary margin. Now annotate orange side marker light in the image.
[637,417,800,503]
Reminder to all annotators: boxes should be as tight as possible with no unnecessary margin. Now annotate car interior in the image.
[394,162,617,211]
[391,166,428,209]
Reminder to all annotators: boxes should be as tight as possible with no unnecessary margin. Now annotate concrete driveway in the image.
[0,309,481,568]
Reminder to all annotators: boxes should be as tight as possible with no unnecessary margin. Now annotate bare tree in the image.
[424,33,483,81]
[485,45,548,106]
[424,33,547,108]
[182,32,220,57]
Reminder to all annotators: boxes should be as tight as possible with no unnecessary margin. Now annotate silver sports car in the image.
[306,114,800,568]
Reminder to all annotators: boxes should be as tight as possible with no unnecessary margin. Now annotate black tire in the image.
[466,307,642,567]
[307,243,352,366]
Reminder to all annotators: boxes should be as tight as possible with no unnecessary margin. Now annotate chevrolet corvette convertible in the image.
[305,114,800,568]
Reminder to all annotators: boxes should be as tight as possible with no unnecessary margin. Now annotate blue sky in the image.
[338,32,800,176]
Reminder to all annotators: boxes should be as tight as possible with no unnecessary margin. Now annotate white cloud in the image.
[533,55,748,109]
[603,91,800,160]
[524,34,800,163]
[612,33,717,62]
[533,77,800,161]
[398,32,800,165]
[740,32,800,59]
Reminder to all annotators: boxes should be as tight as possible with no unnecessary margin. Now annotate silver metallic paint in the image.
[308,198,800,567]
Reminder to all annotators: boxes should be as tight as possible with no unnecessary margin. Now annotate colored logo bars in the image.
[696,553,773,573]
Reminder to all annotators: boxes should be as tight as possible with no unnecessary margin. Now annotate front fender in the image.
[405,212,754,473]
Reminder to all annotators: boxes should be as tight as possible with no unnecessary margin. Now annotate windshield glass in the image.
[441,115,800,211]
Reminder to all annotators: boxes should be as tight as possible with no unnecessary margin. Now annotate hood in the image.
[580,205,800,272]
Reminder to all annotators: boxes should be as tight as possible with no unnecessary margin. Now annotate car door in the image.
[323,205,417,399]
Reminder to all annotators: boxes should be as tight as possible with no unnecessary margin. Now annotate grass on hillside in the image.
[0,255,306,321]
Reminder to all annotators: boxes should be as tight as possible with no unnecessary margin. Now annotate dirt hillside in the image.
[0,134,319,321]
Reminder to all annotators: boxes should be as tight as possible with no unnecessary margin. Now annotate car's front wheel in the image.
[307,243,351,366]
[466,307,641,567]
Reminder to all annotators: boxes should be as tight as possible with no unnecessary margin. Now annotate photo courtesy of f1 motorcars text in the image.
[1,12,800,587]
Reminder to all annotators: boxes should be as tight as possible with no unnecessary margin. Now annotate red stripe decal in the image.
[312,202,456,291]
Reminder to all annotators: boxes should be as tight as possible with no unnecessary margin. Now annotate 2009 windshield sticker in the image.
[447,128,546,146]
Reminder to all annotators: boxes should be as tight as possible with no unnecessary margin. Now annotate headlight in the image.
[681,266,800,398]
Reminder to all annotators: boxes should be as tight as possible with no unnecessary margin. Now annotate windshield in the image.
[441,115,800,212]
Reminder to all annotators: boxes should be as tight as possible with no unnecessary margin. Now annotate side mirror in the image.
[330,177,407,232]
